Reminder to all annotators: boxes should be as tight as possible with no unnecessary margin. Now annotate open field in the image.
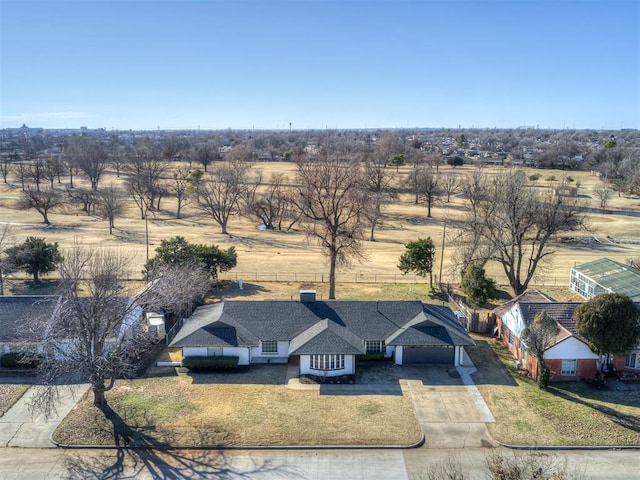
[53,366,422,447]
[1,163,640,295]
[468,333,640,446]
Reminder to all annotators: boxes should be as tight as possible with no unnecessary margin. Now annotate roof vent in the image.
[300,290,316,303]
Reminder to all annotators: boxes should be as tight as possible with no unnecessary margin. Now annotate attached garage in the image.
[402,346,455,365]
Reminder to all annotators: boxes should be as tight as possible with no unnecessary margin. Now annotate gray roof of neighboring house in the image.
[491,289,552,317]
[516,302,581,335]
[0,296,61,344]
[170,300,474,351]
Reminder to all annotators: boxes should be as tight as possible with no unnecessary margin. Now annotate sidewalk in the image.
[0,383,90,447]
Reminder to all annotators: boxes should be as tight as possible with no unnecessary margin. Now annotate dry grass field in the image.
[1,163,640,297]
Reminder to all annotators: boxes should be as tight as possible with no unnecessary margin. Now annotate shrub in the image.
[358,353,385,361]
[1,352,42,368]
[181,355,239,370]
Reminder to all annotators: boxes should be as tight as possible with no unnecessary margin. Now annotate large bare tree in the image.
[250,172,298,231]
[96,184,126,234]
[197,161,252,234]
[31,246,210,413]
[64,135,108,190]
[291,156,369,299]
[362,157,396,241]
[455,170,584,295]
[17,186,65,225]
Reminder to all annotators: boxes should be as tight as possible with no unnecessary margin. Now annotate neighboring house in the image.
[0,295,61,355]
[170,291,475,377]
[492,290,599,382]
[570,257,640,302]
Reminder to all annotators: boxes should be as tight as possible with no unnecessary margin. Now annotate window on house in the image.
[625,352,638,369]
[261,341,278,355]
[561,359,577,376]
[508,331,515,345]
[365,340,385,354]
[310,354,345,371]
[207,347,223,356]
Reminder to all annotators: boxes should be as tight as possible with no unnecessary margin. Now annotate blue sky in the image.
[1,0,639,130]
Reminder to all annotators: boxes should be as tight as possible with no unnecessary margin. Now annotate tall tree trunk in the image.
[93,386,106,407]
[328,249,337,299]
[33,270,39,282]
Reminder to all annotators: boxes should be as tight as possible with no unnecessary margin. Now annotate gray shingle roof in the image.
[517,302,581,334]
[289,319,365,355]
[170,300,474,351]
[0,296,61,344]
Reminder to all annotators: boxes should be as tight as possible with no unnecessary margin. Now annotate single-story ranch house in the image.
[0,295,61,355]
[492,290,599,382]
[169,291,475,377]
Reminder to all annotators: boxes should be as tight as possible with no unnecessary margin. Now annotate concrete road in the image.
[1,447,639,479]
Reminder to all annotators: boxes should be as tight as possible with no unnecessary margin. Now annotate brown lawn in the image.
[53,366,422,447]
[1,164,639,296]
[0,383,30,417]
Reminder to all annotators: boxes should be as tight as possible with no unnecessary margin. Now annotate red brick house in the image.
[492,290,599,382]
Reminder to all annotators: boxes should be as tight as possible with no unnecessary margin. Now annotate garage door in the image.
[402,346,454,365]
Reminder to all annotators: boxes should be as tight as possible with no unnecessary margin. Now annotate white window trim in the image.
[365,340,385,354]
[261,340,278,355]
[561,359,577,376]
[310,354,345,371]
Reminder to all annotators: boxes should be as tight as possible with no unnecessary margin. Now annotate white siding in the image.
[394,346,403,365]
[545,337,599,360]
[223,347,250,366]
[385,346,395,359]
[502,304,526,338]
[250,341,290,360]
[299,354,355,377]
[181,346,250,365]
[182,347,207,357]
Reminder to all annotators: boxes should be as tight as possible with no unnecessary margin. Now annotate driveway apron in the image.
[0,383,90,448]
[406,364,495,449]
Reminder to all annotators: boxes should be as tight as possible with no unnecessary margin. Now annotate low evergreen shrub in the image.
[182,355,239,370]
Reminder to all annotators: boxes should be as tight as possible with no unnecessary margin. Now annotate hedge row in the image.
[182,355,239,370]
[1,352,42,368]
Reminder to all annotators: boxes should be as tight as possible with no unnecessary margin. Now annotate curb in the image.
[52,432,426,451]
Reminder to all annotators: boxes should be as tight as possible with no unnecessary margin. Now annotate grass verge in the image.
[468,333,640,446]
[0,384,30,417]
[53,366,421,447]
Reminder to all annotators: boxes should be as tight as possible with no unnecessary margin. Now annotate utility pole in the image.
[439,220,446,286]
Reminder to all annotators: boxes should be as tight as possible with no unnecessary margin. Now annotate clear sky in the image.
[1,0,639,131]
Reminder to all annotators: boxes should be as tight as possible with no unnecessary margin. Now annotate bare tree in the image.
[250,172,298,230]
[0,154,14,183]
[96,184,126,234]
[126,140,168,212]
[441,172,459,203]
[16,186,65,225]
[455,170,584,295]
[31,246,209,413]
[362,157,396,241]
[15,162,28,191]
[412,164,440,217]
[27,158,45,191]
[291,156,369,299]
[64,135,108,190]
[193,141,219,172]
[67,187,97,216]
[197,161,251,234]
[593,181,612,212]
[169,166,190,219]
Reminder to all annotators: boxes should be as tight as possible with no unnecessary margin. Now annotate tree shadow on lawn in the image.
[60,402,302,479]
[550,383,640,434]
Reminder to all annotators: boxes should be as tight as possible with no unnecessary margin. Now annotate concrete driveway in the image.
[403,362,496,449]
[0,383,89,448]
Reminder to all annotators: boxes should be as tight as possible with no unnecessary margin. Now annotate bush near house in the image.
[1,352,42,368]
[181,356,239,370]
[358,353,386,361]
